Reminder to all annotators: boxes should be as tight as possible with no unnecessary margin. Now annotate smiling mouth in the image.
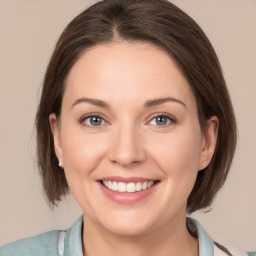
[100,180,159,193]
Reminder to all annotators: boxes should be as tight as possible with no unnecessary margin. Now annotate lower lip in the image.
[98,181,159,204]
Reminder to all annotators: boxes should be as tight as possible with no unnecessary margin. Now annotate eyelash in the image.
[148,113,177,128]
[79,112,177,128]
[79,112,108,128]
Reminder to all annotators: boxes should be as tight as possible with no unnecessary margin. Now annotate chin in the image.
[95,209,157,237]
[103,220,153,237]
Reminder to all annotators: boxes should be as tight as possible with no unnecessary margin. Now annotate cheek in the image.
[151,129,201,165]
[59,125,108,210]
[59,125,109,194]
[149,128,202,216]
[148,125,202,187]
[60,125,107,176]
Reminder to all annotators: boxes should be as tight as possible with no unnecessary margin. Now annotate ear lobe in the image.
[49,113,63,164]
[199,116,219,171]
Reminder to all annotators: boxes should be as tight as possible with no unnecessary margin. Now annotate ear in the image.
[198,116,219,171]
[49,113,63,167]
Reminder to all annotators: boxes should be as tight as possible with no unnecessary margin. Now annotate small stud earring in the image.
[58,160,62,167]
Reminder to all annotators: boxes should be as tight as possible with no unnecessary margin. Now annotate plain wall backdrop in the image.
[0,0,255,251]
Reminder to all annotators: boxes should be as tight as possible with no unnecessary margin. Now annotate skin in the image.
[50,42,219,256]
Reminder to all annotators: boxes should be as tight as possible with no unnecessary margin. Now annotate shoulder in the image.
[247,253,256,256]
[0,216,84,256]
[0,230,60,256]
[187,217,255,256]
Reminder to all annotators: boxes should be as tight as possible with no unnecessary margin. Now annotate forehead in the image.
[64,42,196,109]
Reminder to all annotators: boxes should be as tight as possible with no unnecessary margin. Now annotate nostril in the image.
[107,133,147,166]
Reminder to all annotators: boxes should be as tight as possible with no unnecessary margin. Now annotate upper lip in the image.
[98,176,159,183]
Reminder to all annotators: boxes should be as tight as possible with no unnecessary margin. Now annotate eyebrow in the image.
[71,97,186,109]
[71,98,110,108]
[144,97,187,109]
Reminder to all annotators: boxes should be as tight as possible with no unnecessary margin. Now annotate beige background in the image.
[0,0,255,250]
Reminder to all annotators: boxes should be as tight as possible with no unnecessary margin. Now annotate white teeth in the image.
[127,183,136,192]
[142,181,148,190]
[112,181,118,191]
[118,182,126,192]
[135,182,142,191]
[102,180,156,193]
[107,181,112,189]
[147,181,153,188]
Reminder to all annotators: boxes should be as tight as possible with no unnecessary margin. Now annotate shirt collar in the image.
[64,216,83,256]
[64,216,214,256]
[187,217,214,256]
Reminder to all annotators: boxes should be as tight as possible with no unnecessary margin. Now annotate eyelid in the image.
[147,112,177,127]
[78,112,177,128]
[79,112,108,128]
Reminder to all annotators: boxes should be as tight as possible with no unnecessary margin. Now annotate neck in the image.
[82,214,198,256]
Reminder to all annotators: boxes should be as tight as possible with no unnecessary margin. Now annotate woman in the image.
[1,0,254,255]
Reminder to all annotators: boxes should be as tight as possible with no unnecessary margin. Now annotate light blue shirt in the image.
[0,216,254,256]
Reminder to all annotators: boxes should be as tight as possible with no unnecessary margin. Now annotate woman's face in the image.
[50,42,215,236]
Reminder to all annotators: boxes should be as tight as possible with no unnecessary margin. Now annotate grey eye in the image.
[84,116,105,126]
[150,115,171,126]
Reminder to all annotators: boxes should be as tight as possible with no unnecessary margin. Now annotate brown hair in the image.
[36,0,237,213]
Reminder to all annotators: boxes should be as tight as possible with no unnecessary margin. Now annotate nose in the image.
[108,125,147,167]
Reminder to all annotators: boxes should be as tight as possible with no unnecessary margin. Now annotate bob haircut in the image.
[36,0,237,214]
